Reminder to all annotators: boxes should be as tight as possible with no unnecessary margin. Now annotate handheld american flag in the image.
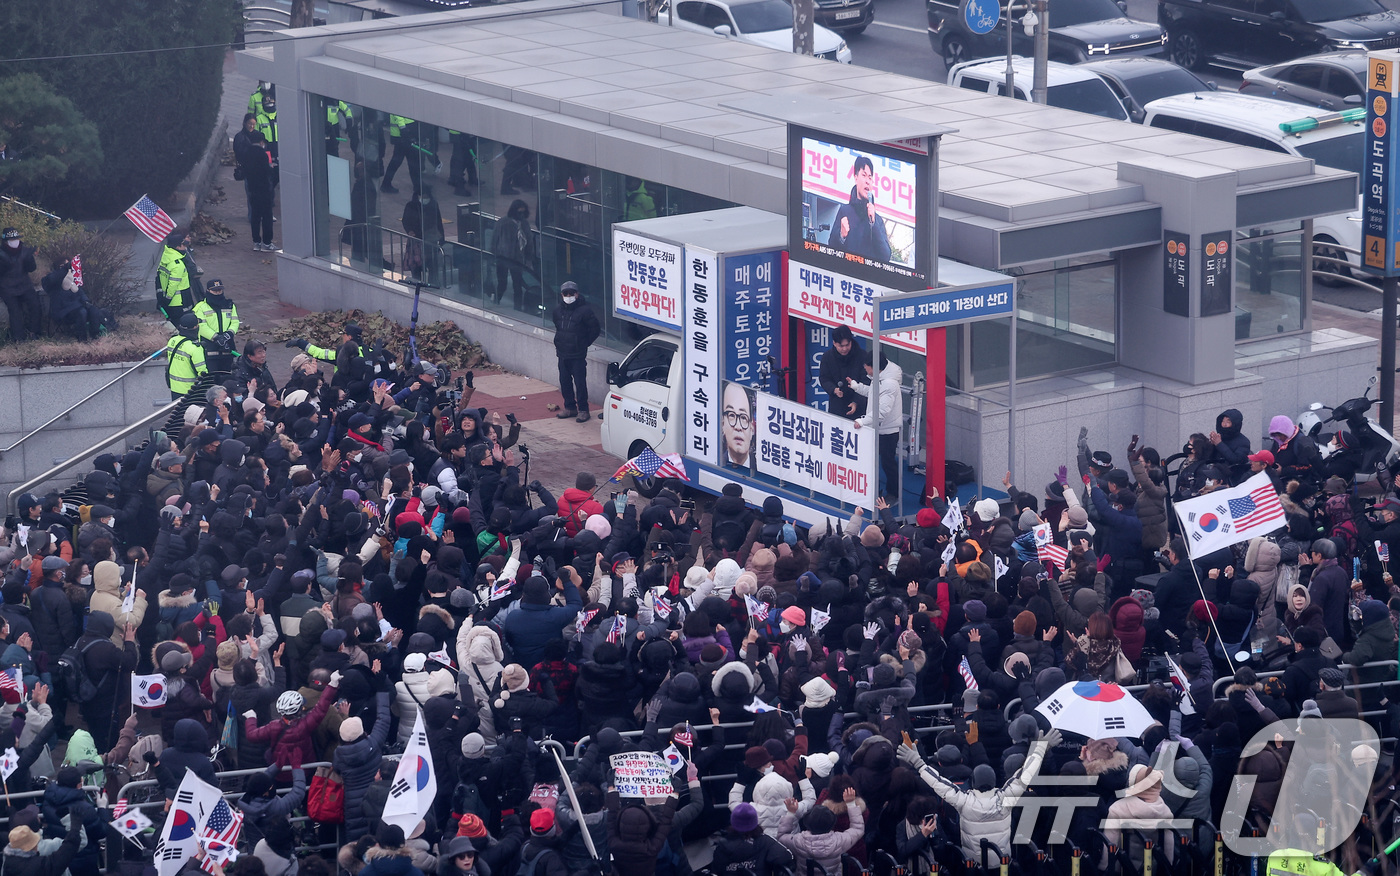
[673,724,694,748]
[605,614,626,644]
[743,594,770,623]
[124,195,177,243]
[198,799,243,874]
[576,608,599,634]
[0,668,22,701]
[489,580,514,602]
[611,448,689,483]
[958,656,978,691]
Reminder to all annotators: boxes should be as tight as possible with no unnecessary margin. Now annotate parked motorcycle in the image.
[1297,378,1398,487]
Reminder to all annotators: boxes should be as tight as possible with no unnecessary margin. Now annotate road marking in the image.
[868,20,927,33]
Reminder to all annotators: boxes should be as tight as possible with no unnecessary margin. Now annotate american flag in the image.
[111,798,129,819]
[124,195,177,243]
[490,580,514,602]
[0,668,22,699]
[576,608,599,633]
[651,593,673,619]
[70,255,84,287]
[743,594,770,623]
[1038,542,1069,572]
[958,656,978,691]
[611,448,689,483]
[198,798,243,873]
[1228,484,1286,531]
[605,614,626,644]
[673,724,694,747]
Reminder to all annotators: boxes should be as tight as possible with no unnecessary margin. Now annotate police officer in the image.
[192,279,240,374]
[0,228,39,342]
[284,334,338,369]
[326,99,352,157]
[256,94,279,158]
[157,231,197,326]
[381,114,413,194]
[165,314,207,399]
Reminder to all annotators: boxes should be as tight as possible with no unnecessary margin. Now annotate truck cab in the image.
[600,333,685,468]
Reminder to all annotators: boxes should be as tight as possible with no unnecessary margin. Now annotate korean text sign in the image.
[724,251,781,386]
[1199,231,1231,317]
[684,246,720,465]
[753,387,875,508]
[613,229,682,330]
[609,752,675,798]
[788,125,930,291]
[787,260,926,354]
[1364,51,1400,277]
[1163,231,1189,317]
[876,280,1014,333]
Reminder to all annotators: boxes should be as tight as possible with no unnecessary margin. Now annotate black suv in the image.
[1159,0,1400,72]
[928,0,1164,68]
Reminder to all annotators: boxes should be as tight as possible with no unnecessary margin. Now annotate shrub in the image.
[0,73,103,205]
[1,0,241,218]
[266,309,492,372]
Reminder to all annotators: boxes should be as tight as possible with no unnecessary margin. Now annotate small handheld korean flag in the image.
[113,809,154,838]
[661,744,685,774]
[381,709,437,835]
[994,556,1008,582]
[940,539,957,568]
[122,581,136,617]
[1377,540,1390,568]
[1032,523,1053,548]
[133,674,167,708]
[744,696,777,714]
[810,605,831,632]
[576,608,599,635]
[428,645,456,670]
[0,747,17,781]
[1165,654,1195,716]
[943,498,964,534]
[744,594,770,624]
[652,592,673,620]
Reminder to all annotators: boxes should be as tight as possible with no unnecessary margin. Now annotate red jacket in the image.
[557,488,603,537]
[245,681,340,768]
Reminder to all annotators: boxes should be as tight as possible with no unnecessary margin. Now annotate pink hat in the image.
[781,606,806,627]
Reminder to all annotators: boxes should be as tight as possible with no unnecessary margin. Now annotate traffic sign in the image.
[960,0,1000,36]
[876,279,1015,333]
[1364,51,1400,277]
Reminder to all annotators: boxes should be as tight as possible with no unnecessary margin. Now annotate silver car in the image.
[1239,51,1368,111]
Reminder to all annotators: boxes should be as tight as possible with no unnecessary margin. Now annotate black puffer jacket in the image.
[158,718,219,798]
[333,692,391,839]
[550,296,600,360]
[0,242,37,299]
[1212,408,1252,484]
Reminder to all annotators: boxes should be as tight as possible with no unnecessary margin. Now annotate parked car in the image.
[928,0,1163,69]
[661,0,853,62]
[813,0,873,35]
[1159,0,1400,72]
[1240,50,1369,110]
[1078,56,1212,122]
[1142,92,1364,285]
[947,56,1131,120]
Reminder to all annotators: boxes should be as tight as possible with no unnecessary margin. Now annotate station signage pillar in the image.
[1364,49,1400,431]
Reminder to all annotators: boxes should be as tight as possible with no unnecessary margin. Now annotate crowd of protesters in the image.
[0,326,1397,876]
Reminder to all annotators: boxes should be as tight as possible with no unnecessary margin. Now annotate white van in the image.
[600,333,684,472]
[1142,93,1364,283]
[946,56,1132,121]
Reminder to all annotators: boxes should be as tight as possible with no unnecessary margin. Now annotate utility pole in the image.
[794,0,815,55]
[1384,276,1397,433]
[1032,0,1049,105]
[1004,0,1015,98]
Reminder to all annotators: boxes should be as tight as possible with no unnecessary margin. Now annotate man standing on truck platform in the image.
[551,280,600,423]
[818,324,867,420]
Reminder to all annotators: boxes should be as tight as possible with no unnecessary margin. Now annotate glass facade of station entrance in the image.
[308,94,1313,390]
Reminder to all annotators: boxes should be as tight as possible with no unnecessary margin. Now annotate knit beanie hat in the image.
[1013,610,1037,637]
[757,585,778,605]
[216,639,240,670]
[973,498,999,523]
[496,665,529,708]
[860,525,884,548]
[1191,600,1218,622]
[898,630,922,652]
[461,732,487,758]
[751,548,777,572]
[457,814,488,838]
[805,806,836,835]
[804,752,838,778]
[1018,509,1040,532]
[972,764,997,790]
[916,507,942,529]
[339,717,364,743]
[731,803,759,833]
[801,676,836,708]
[734,571,758,597]
[1067,505,1089,527]
[781,606,806,627]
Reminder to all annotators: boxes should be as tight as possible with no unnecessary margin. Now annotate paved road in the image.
[846,0,1400,89]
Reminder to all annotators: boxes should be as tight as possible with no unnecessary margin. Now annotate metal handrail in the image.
[6,398,180,515]
[0,348,164,460]
[0,196,62,225]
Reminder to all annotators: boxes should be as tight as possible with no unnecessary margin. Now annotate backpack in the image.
[517,846,560,876]
[54,638,106,704]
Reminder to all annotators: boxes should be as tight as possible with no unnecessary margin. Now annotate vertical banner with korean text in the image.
[724,250,782,388]
[613,229,682,330]
[684,247,720,465]
[1200,231,1232,317]
[752,389,875,508]
[1365,51,1400,276]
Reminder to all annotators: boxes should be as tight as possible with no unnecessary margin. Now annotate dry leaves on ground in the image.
[0,316,171,369]
[265,309,493,372]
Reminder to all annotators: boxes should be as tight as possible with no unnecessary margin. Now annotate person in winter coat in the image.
[3,818,83,876]
[393,653,438,743]
[818,325,867,421]
[30,556,76,658]
[1153,539,1198,638]
[362,825,427,876]
[1089,484,1144,593]
[87,561,145,645]
[1304,539,1351,645]
[1128,441,1169,551]
[557,472,604,537]
[519,809,570,876]
[776,786,864,875]
[1343,599,1396,710]
[1109,597,1146,663]
[74,611,138,750]
[1244,538,1282,630]
[850,354,903,501]
[501,574,583,669]
[1282,584,1328,642]
[550,281,601,422]
[1210,409,1252,484]
[1101,763,1178,871]
[238,766,308,847]
[898,735,1048,867]
[709,803,794,876]
[458,624,505,739]
[1161,736,1213,828]
[157,718,219,798]
[732,768,816,838]
[604,783,683,876]
[244,673,342,768]
[334,689,392,840]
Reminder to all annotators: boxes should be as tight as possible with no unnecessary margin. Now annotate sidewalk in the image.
[188,50,621,498]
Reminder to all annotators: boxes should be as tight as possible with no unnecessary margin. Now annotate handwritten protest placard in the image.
[609,752,674,798]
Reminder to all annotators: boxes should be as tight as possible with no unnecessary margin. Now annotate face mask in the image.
[779,621,793,634]
[562,295,577,304]
[80,575,93,587]
[234,395,244,402]
[103,518,114,527]
[6,240,18,249]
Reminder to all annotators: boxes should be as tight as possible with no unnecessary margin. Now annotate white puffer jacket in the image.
[393,669,436,743]
[729,771,815,839]
[912,742,1045,866]
[456,623,504,738]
